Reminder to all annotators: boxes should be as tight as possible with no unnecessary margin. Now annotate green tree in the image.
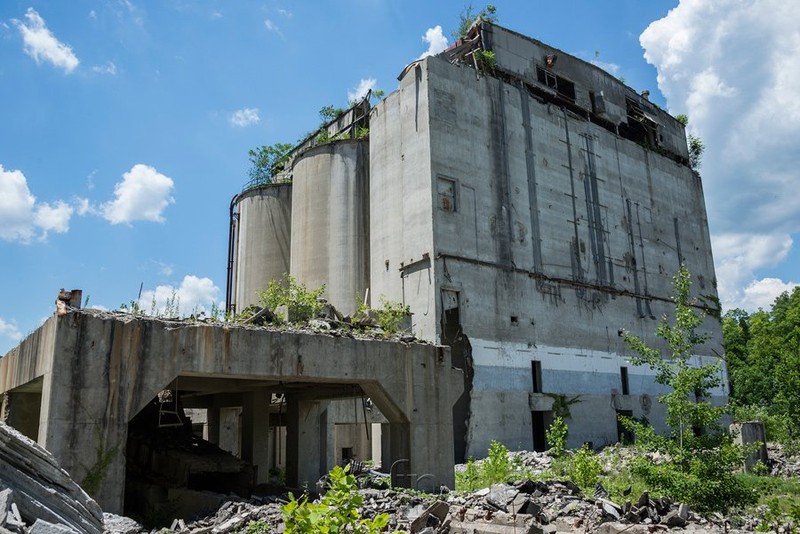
[247,142,293,185]
[621,266,754,511]
[675,114,705,171]
[453,4,498,40]
[724,287,800,442]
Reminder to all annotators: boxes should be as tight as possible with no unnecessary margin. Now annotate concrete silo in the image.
[289,139,369,316]
[226,183,292,313]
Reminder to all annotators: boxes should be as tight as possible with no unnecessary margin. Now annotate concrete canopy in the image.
[0,309,462,513]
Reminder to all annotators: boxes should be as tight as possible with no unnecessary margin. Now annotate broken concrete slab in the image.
[0,423,103,534]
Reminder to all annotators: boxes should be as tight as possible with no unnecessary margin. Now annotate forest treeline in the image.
[724,286,800,446]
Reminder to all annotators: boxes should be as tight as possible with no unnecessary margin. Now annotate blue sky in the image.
[1,1,798,354]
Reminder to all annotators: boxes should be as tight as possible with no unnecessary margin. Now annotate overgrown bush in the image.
[546,417,568,457]
[375,297,410,335]
[569,445,602,490]
[282,465,389,533]
[258,275,325,323]
[455,440,530,491]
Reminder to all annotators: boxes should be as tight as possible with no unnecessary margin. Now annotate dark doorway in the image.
[441,290,472,463]
[531,411,548,452]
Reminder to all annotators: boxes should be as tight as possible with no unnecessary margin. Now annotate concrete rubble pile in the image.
[106,478,755,534]
[767,442,800,477]
[0,423,104,534]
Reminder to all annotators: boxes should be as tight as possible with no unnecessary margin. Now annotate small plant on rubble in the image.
[474,49,496,72]
[545,416,568,458]
[375,297,411,335]
[282,465,390,533]
[568,445,602,490]
[484,440,512,483]
[258,274,325,323]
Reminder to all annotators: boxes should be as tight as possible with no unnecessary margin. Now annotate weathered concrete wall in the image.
[369,63,437,341]
[291,140,370,315]
[484,24,688,159]
[0,311,462,513]
[231,184,293,312]
[368,50,725,457]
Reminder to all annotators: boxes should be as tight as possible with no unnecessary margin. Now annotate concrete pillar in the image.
[4,391,42,442]
[731,421,769,472]
[285,397,329,487]
[206,406,220,445]
[241,389,270,484]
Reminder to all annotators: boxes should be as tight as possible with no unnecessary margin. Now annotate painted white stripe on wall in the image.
[471,338,728,396]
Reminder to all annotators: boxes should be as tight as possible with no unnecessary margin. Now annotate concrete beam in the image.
[0,310,462,513]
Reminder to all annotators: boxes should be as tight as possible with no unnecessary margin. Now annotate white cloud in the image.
[0,164,75,242]
[138,275,220,316]
[88,10,97,20]
[264,19,283,38]
[277,9,292,18]
[347,78,376,103]
[34,201,73,236]
[101,164,174,224]
[641,0,800,310]
[0,318,22,343]
[92,62,117,75]
[13,8,79,73]
[741,278,799,311]
[0,164,36,241]
[712,232,793,310]
[418,25,448,59]
[229,107,260,127]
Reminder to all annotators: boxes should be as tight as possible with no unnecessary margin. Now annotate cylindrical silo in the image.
[228,183,292,312]
[290,139,369,316]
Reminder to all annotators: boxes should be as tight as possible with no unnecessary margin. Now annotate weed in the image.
[258,275,325,323]
[80,429,118,497]
[474,49,496,71]
[569,445,602,490]
[282,465,389,533]
[546,417,568,457]
[375,297,410,335]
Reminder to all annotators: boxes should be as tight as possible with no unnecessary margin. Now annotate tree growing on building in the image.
[247,142,293,185]
[453,4,498,40]
[620,266,754,511]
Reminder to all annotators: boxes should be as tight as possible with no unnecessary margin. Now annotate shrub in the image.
[375,297,410,335]
[258,275,325,323]
[282,465,389,533]
[484,440,511,483]
[569,445,602,490]
[546,417,568,457]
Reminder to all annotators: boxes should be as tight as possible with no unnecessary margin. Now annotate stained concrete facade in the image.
[0,310,461,513]
[369,22,725,458]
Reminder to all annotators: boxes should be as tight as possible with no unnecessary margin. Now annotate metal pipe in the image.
[225,193,240,313]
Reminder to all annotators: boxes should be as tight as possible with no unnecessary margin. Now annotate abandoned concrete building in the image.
[0,20,726,519]
[227,20,726,462]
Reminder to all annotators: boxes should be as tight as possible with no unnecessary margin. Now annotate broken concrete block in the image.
[486,484,519,511]
[29,519,75,534]
[0,489,13,526]
[0,423,103,534]
[409,500,448,532]
[102,513,143,534]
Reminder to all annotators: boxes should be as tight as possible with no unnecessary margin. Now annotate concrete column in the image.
[206,406,220,445]
[285,397,329,487]
[241,389,270,484]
